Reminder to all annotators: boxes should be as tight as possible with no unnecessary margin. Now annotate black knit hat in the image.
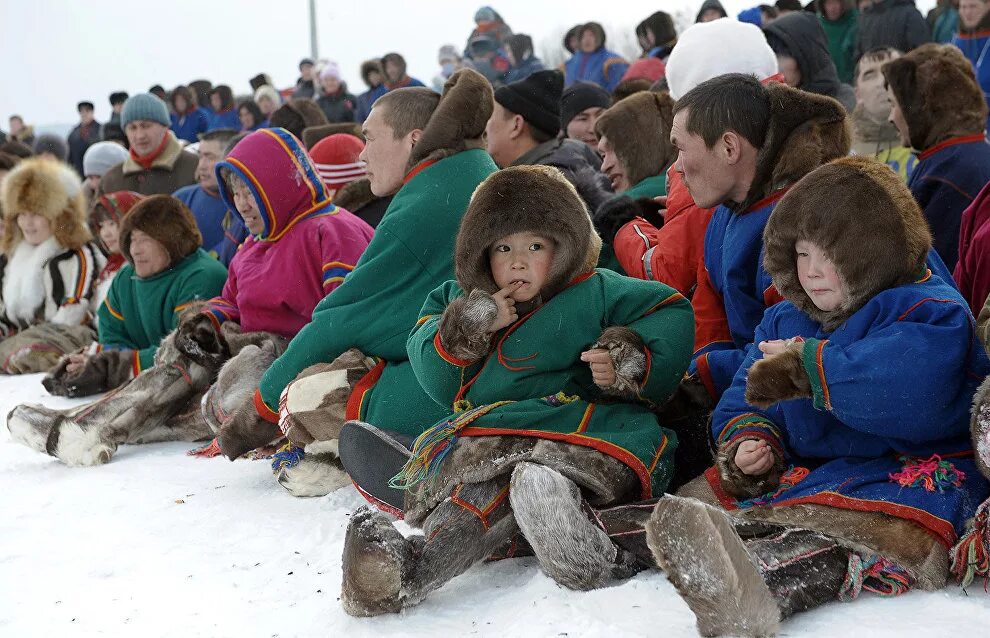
[494,70,564,137]
[560,82,611,132]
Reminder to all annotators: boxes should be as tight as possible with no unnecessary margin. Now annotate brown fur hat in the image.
[407,68,493,170]
[882,44,988,152]
[595,91,676,188]
[455,165,601,302]
[302,122,365,149]
[268,98,329,140]
[763,156,931,331]
[0,157,91,254]
[119,195,202,266]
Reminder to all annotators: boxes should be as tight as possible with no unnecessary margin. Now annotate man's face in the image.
[197,140,223,193]
[9,117,23,134]
[823,0,844,20]
[597,135,630,193]
[566,107,605,148]
[125,120,168,156]
[129,229,171,278]
[579,30,597,53]
[360,105,415,197]
[485,103,518,168]
[886,86,911,147]
[384,60,403,83]
[670,109,734,209]
[230,177,266,235]
[112,103,124,114]
[960,0,990,29]
[79,107,95,125]
[300,63,314,81]
[855,55,896,117]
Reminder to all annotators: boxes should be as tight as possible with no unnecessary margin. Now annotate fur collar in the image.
[120,132,188,175]
[2,237,63,325]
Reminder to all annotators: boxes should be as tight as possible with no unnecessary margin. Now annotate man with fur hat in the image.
[208,70,498,496]
[647,156,990,637]
[338,165,694,616]
[44,195,227,396]
[563,23,629,92]
[99,93,198,197]
[0,158,105,373]
[883,43,990,272]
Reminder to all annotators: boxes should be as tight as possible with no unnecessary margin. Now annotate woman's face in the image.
[99,219,120,254]
[210,93,222,111]
[960,0,990,29]
[17,212,53,246]
[239,106,255,130]
[175,95,188,112]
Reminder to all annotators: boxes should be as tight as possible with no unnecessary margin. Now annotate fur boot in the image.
[341,478,517,616]
[509,462,641,589]
[274,439,350,497]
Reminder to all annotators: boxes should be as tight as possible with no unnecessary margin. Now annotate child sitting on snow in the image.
[644,156,990,637]
[0,158,105,374]
[339,165,694,616]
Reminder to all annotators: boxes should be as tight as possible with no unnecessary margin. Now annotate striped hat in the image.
[309,134,367,191]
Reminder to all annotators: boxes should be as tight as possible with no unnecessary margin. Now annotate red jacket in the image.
[954,180,990,313]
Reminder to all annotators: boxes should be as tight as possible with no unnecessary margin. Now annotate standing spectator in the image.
[636,11,678,61]
[355,60,384,123]
[562,25,582,55]
[238,100,266,131]
[253,85,281,120]
[8,115,34,146]
[466,6,512,48]
[850,47,915,180]
[856,0,931,58]
[929,0,961,42]
[98,93,198,196]
[817,0,858,83]
[560,82,611,149]
[82,141,129,201]
[293,59,317,99]
[67,101,101,177]
[952,0,990,131]
[504,34,545,83]
[432,45,465,92]
[188,81,213,116]
[696,0,728,22]
[172,129,244,266]
[465,33,511,85]
[148,85,167,102]
[316,62,358,123]
[563,23,630,92]
[33,135,68,162]
[207,86,239,131]
[169,85,209,144]
[362,53,427,112]
[106,92,128,128]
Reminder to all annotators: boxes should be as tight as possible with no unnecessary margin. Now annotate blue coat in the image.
[908,136,990,270]
[172,184,248,267]
[356,77,428,123]
[708,272,990,546]
[564,48,629,92]
[170,108,210,144]
[504,56,546,83]
[952,28,990,131]
[207,108,240,132]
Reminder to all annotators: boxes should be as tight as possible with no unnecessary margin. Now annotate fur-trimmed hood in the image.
[406,68,493,171]
[763,156,931,330]
[455,165,600,303]
[595,91,676,189]
[216,127,336,242]
[732,81,850,213]
[0,157,91,254]
[119,194,203,267]
[882,44,988,152]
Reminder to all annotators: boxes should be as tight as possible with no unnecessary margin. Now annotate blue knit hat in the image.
[121,93,170,128]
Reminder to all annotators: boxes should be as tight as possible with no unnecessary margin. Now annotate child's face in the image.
[229,176,266,236]
[99,219,120,254]
[489,232,555,303]
[17,213,53,246]
[796,240,847,312]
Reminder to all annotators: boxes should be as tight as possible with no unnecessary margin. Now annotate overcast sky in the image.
[2,0,938,129]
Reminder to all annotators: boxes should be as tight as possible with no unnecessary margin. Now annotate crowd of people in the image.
[2,2,990,635]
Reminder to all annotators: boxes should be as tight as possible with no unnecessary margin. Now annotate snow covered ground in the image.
[1,372,989,638]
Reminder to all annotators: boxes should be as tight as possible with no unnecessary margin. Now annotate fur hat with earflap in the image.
[119,195,203,268]
[0,157,91,254]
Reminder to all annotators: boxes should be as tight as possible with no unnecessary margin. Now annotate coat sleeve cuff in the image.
[714,414,786,499]
[801,337,832,411]
[253,388,279,424]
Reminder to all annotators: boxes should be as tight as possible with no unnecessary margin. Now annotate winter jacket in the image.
[510,138,602,181]
[764,12,857,111]
[316,89,358,124]
[203,128,374,340]
[172,184,247,266]
[856,0,931,58]
[909,135,990,270]
[257,149,498,420]
[67,121,102,177]
[0,238,105,338]
[953,180,990,312]
[170,108,210,144]
[504,55,545,83]
[951,12,990,132]
[564,48,630,92]
[361,77,428,119]
[695,0,728,22]
[933,6,960,43]
[407,270,694,498]
[817,0,858,84]
[708,273,990,544]
[98,249,227,373]
[292,79,316,100]
[99,132,198,197]
[850,105,917,182]
[354,88,378,123]
[207,107,240,132]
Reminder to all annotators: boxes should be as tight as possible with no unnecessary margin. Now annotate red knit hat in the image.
[621,57,666,83]
[309,134,367,191]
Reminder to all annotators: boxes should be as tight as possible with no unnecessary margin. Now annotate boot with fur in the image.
[509,462,640,589]
[341,478,517,616]
[275,440,351,497]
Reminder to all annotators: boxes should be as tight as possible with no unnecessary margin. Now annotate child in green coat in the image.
[340,165,695,616]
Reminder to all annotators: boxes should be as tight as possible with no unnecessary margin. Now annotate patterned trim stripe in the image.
[801,338,832,411]
[434,332,475,367]
[322,261,354,287]
[643,291,686,316]
[103,299,124,321]
[717,413,782,446]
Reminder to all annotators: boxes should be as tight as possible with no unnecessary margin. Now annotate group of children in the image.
[2,57,990,638]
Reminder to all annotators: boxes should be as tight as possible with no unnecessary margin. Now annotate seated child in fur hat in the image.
[43,195,228,397]
[0,157,106,374]
[644,156,990,638]
[339,165,695,616]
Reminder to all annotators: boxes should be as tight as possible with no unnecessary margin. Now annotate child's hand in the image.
[581,349,616,388]
[734,439,775,476]
[64,353,88,375]
[489,282,523,332]
[757,337,803,360]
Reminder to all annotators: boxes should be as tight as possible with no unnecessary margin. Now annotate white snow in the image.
[1,372,990,637]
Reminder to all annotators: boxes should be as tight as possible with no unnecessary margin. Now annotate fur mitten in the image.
[970,376,990,480]
[437,289,498,362]
[174,312,230,370]
[591,326,648,397]
[42,349,135,397]
[592,196,665,245]
[217,393,281,461]
[715,437,786,499]
[744,342,811,408]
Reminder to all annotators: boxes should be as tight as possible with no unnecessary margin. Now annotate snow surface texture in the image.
[2,372,990,637]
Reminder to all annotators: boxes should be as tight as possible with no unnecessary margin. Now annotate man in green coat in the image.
[818,0,858,84]
[215,69,499,497]
[43,195,227,397]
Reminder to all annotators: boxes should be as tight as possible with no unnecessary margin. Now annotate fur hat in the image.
[33,134,68,161]
[763,156,931,331]
[407,68,494,170]
[268,99,329,140]
[595,91,676,188]
[455,165,601,303]
[0,158,90,254]
[253,84,281,109]
[302,122,364,149]
[119,194,202,267]
[882,43,988,152]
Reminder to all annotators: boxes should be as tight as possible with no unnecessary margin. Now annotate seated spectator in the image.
[504,34,545,83]
[956,181,990,314]
[463,6,512,84]
[67,101,101,177]
[253,85,281,120]
[188,80,213,116]
[292,58,317,99]
[560,82,611,150]
[207,85,240,131]
[316,62,358,123]
[82,141,129,202]
[88,191,145,310]
[930,0,961,43]
[850,47,915,181]
[268,98,328,140]
[99,93,198,196]
[636,10,678,60]
[44,195,228,396]
[432,45,466,92]
[952,0,990,132]
[381,53,426,96]
[816,0,858,83]
[563,23,630,92]
[856,0,930,58]
[238,100,266,131]
[309,133,366,199]
[104,92,128,130]
[33,134,69,162]
[355,60,384,123]
[8,115,35,146]
[169,85,209,144]
[697,0,728,22]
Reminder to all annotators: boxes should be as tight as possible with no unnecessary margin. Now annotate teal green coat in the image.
[98,249,228,372]
[406,269,695,497]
